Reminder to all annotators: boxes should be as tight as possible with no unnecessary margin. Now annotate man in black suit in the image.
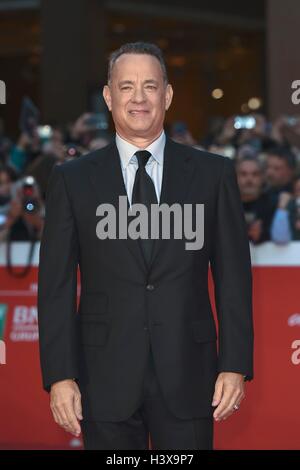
[38,42,254,450]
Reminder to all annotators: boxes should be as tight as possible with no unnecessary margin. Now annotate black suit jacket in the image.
[37,136,254,421]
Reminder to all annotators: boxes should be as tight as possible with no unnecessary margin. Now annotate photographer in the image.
[3,176,44,242]
[9,130,41,174]
[236,155,276,244]
[0,165,17,241]
[265,146,297,207]
[270,175,300,243]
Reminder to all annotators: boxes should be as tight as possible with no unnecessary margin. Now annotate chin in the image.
[128,124,152,134]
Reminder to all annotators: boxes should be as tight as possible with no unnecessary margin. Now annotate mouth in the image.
[128,110,149,116]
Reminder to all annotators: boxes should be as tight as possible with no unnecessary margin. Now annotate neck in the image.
[242,193,259,202]
[116,129,163,148]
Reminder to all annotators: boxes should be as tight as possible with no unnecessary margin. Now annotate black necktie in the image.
[131,150,158,266]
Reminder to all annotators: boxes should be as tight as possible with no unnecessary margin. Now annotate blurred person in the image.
[236,156,276,244]
[208,144,236,159]
[287,175,300,240]
[270,175,300,243]
[0,118,12,166]
[0,165,16,215]
[69,112,106,148]
[216,114,273,153]
[0,165,17,240]
[38,41,253,450]
[0,136,13,166]
[170,121,196,146]
[216,116,236,146]
[41,141,64,162]
[271,115,300,149]
[24,154,59,201]
[3,176,44,242]
[270,115,300,170]
[9,129,41,174]
[51,126,65,146]
[41,126,66,161]
[236,144,259,161]
[200,116,225,149]
[265,146,297,207]
[235,113,269,151]
[88,136,111,152]
[25,141,84,200]
[25,142,85,199]
[271,115,286,145]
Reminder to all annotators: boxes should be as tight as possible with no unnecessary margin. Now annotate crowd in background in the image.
[0,108,300,245]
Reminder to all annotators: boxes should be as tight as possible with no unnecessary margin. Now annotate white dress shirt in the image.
[115,130,166,207]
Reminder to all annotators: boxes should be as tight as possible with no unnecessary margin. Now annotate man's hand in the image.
[248,219,262,242]
[212,372,245,421]
[50,379,82,436]
[278,192,292,210]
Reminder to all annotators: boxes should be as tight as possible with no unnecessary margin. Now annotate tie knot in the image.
[135,150,152,168]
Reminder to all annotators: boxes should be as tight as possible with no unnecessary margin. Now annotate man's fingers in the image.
[213,384,235,420]
[212,373,246,422]
[226,391,245,416]
[216,389,245,420]
[50,400,64,425]
[212,380,223,407]
[74,393,83,420]
[50,381,83,435]
[51,399,79,435]
[63,401,81,436]
[217,390,241,420]
[53,404,70,429]
[220,393,244,421]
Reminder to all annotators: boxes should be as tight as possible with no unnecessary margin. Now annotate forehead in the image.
[111,53,164,81]
[239,161,260,173]
[268,155,286,167]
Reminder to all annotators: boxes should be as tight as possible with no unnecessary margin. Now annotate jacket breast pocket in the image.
[80,316,110,346]
[189,319,217,343]
[79,291,108,315]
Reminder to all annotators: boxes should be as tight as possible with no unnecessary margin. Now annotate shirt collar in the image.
[115,130,166,170]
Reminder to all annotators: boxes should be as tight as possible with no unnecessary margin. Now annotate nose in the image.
[131,86,146,103]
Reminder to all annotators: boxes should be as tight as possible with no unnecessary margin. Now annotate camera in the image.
[37,125,53,141]
[22,176,39,213]
[84,113,108,131]
[284,116,299,127]
[234,116,256,130]
[64,144,81,159]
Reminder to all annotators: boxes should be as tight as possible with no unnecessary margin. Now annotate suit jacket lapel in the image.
[87,142,148,273]
[148,136,197,271]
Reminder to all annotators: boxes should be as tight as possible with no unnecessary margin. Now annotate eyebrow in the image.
[118,79,159,87]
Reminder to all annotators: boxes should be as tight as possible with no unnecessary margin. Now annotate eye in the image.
[146,85,157,90]
[121,86,132,91]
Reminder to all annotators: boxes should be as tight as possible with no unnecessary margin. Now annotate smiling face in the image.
[103,53,173,143]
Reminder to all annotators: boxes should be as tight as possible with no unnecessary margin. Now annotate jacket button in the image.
[146,284,154,291]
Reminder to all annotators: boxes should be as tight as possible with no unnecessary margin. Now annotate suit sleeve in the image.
[209,156,254,381]
[37,164,79,392]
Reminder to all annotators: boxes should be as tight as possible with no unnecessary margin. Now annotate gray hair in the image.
[107,41,168,84]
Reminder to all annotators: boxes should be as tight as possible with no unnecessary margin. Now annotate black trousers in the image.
[81,346,214,450]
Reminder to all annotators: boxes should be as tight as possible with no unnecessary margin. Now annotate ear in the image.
[165,84,173,111]
[103,85,112,111]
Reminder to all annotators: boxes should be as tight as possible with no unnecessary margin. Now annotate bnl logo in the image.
[0,340,5,364]
[0,80,6,104]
